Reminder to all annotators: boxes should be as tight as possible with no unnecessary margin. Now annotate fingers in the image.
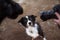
[55,12,60,19]
[54,19,60,25]
[54,12,60,25]
[54,19,59,24]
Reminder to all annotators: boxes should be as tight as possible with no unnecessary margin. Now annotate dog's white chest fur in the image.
[26,24,39,38]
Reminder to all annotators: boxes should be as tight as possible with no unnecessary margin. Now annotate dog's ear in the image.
[30,15,37,18]
[18,18,23,23]
[18,17,24,26]
[18,17,27,27]
[18,20,21,23]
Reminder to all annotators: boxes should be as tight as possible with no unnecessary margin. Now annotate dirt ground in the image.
[0,0,60,40]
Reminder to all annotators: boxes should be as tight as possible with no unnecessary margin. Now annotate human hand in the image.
[54,12,60,25]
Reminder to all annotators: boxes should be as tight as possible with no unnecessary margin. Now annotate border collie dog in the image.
[18,15,46,40]
[0,0,23,24]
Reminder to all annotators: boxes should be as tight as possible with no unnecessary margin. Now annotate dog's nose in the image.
[29,22,31,25]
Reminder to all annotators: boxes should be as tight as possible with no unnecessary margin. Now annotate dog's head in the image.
[18,15,37,27]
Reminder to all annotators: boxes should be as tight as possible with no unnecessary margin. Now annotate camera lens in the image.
[40,10,56,21]
[40,4,60,21]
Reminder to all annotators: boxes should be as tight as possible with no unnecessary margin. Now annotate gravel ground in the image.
[0,0,60,40]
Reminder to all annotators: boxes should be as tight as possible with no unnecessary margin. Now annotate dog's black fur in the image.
[0,0,23,24]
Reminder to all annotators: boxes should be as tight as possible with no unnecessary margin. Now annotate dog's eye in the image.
[24,19,27,22]
[29,18,32,20]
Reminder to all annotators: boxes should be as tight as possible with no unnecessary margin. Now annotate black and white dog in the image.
[18,15,46,40]
[0,0,23,24]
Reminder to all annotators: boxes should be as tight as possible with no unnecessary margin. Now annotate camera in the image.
[40,4,60,21]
